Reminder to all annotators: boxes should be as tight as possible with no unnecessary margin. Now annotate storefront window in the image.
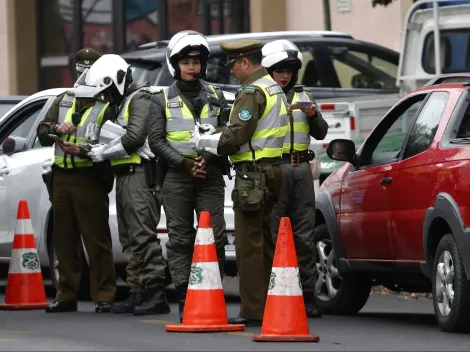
[82,0,114,54]
[125,0,159,51]
[41,0,75,56]
[41,66,76,90]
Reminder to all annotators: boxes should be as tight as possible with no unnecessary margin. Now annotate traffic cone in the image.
[253,217,319,342]
[0,200,48,310]
[165,211,245,332]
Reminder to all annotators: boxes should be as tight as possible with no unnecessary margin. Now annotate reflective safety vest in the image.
[283,90,312,153]
[110,87,156,167]
[229,75,289,164]
[54,91,109,168]
[163,85,220,158]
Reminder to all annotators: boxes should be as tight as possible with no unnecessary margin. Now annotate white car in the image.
[0,87,237,293]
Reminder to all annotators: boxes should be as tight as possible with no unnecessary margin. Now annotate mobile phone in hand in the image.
[48,134,64,144]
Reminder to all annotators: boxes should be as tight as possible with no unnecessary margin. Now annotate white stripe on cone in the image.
[194,228,215,245]
[267,267,303,296]
[8,248,41,274]
[188,262,223,290]
[15,219,34,236]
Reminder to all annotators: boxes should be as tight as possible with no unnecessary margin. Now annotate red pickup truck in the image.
[314,74,470,333]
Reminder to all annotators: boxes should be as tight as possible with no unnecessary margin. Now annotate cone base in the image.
[165,323,245,333]
[0,302,49,310]
[252,333,320,342]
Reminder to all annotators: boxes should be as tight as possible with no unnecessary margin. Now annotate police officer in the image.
[37,70,116,314]
[262,40,328,318]
[190,39,288,326]
[147,30,229,323]
[85,54,170,316]
[75,47,101,79]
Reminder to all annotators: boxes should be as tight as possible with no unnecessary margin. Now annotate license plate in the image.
[224,244,236,251]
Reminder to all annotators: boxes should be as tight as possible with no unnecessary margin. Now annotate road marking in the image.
[7,330,32,333]
[0,338,17,342]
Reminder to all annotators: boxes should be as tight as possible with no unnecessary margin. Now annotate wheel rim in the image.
[314,239,342,301]
[435,250,454,317]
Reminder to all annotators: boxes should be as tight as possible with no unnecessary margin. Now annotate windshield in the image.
[130,62,162,86]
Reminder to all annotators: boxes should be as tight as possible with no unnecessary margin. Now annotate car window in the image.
[130,63,162,86]
[327,46,397,90]
[294,44,325,87]
[0,103,16,118]
[402,91,448,159]
[0,102,46,154]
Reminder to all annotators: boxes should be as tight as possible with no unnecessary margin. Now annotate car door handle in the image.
[0,167,10,176]
[380,176,392,185]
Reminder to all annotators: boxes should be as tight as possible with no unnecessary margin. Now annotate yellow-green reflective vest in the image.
[163,85,220,158]
[53,92,109,168]
[229,75,289,164]
[282,90,312,153]
[110,87,153,167]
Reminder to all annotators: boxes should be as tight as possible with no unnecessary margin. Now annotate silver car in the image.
[0,88,237,293]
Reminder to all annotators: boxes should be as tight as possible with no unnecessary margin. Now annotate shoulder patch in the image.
[244,86,257,94]
[167,101,183,109]
[238,108,252,122]
[266,84,283,96]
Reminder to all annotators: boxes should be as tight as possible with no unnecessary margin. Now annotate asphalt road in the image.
[0,277,469,351]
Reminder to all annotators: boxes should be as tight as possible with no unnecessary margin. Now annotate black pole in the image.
[112,0,126,53]
[323,0,331,31]
[73,0,83,53]
[217,0,224,34]
[158,0,169,40]
[36,0,45,90]
[202,0,211,35]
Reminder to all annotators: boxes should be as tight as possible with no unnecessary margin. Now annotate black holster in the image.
[92,161,115,194]
[143,158,157,188]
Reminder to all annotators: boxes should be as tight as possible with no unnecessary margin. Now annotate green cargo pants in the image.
[116,171,166,292]
[162,167,228,291]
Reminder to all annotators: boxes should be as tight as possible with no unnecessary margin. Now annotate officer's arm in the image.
[120,91,149,153]
[305,90,329,140]
[36,93,65,147]
[214,86,229,131]
[217,88,266,156]
[147,93,192,170]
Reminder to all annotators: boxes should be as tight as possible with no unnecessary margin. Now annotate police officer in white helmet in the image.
[262,40,328,318]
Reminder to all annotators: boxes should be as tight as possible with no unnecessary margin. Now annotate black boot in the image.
[111,291,144,314]
[132,287,171,316]
[304,292,322,318]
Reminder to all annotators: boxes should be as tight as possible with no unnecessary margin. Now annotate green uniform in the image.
[37,91,116,304]
[217,40,289,321]
[270,86,329,311]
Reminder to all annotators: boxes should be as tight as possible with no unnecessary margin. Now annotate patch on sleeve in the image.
[266,84,283,96]
[244,86,257,94]
[167,101,183,108]
[238,108,252,122]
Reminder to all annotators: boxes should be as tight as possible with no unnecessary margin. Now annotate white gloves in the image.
[85,123,100,144]
[196,122,216,135]
[136,140,155,160]
[88,144,107,162]
[190,126,204,153]
[189,126,222,156]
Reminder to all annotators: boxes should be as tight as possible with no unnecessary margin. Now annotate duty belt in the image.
[114,164,145,175]
[282,150,315,166]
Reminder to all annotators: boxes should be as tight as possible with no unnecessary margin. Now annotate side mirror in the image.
[326,139,357,165]
[2,136,27,155]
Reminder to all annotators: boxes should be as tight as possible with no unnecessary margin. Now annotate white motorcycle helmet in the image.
[75,54,131,98]
[166,30,210,79]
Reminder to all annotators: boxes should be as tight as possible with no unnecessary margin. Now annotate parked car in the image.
[121,31,400,100]
[0,87,237,294]
[313,75,470,332]
[0,96,26,118]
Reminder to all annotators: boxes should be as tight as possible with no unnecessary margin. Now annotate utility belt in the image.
[113,159,158,188]
[282,150,315,166]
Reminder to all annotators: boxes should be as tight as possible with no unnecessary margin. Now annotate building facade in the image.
[0,0,417,96]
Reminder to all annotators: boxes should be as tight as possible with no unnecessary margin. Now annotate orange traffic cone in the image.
[165,211,245,332]
[253,217,319,342]
[0,200,48,310]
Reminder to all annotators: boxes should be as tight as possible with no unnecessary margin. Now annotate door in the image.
[339,93,428,259]
[0,98,52,258]
[390,91,449,261]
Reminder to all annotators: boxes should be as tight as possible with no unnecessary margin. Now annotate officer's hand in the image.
[136,140,155,160]
[191,159,207,179]
[59,141,80,156]
[300,103,318,118]
[189,127,203,152]
[196,122,216,135]
[194,156,207,171]
[87,144,106,162]
[56,122,77,134]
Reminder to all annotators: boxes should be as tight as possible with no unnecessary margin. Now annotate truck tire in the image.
[432,234,470,333]
[313,223,371,315]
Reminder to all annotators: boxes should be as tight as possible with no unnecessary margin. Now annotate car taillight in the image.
[320,104,335,111]
[322,143,328,148]
[350,116,355,131]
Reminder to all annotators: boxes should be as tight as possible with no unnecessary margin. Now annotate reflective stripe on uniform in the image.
[164,86,219,158]
[54,92,109,168]
[229,75,289,164]
[283,91,311,153]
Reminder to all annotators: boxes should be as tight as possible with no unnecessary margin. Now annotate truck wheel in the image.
[313,223,371,315]
[432,234,470,333]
